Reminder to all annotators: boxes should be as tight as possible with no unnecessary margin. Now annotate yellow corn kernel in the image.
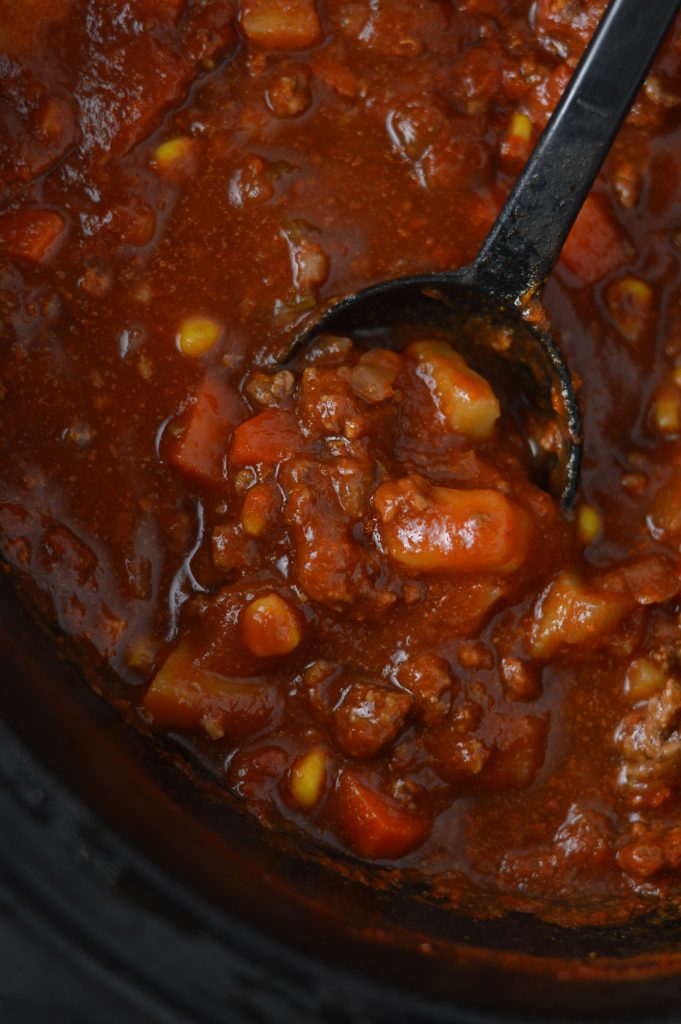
[290,749,327,809]
[605,276,653,342]
[509,112,532,141]
[241,483,272,537]
[177,316,221,357]
[652,385,681,435]
[153,136,193,171]
[625,657,666,702]
[576,504,602,546]
[672,364,681,388]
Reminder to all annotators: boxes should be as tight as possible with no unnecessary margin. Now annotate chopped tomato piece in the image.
[229,408,303,467]
[374,476,531,574]
[168,377,246,484]
[335,771,429,859]
[0,208,66,264]
[560,194,629,284]
[142,645,277,740]
[240,0,322,51]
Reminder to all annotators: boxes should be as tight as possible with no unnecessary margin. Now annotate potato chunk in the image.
[290,748,328,809]
[529,572,634,659]
[142,645,277,739]
[374,476,531,574]
[240,0,322,51]
[407,339,500,440]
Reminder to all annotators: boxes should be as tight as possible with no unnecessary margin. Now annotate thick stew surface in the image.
[3,0,681,922]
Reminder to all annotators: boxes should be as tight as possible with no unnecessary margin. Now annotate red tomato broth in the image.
[2,0,681,923]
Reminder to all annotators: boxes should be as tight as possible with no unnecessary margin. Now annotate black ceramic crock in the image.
[1,570,681,1024]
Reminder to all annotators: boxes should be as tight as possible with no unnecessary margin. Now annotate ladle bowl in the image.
[282,0,681,509]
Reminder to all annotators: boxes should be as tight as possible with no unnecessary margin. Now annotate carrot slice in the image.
[230,408,303,467]
[335,771,429,860]
[168,378,245,484]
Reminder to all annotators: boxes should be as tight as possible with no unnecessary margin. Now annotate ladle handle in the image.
[472,0,681,306]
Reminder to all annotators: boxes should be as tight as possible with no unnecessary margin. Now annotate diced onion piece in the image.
[240,0,322,51]
[177,316,221,357]
[335,771,429,859]
[142,645,276,738]
[651,385,681,435]
[350,348,402,404]
[242,593,302,656]
[576,504,602,546]
[529,572,633,659]
[407,339,500,440]
[153,136,194,172]
[290,748,328,809]
[374,476,531,574]
[625,657,667,703]
[605,275,653,342]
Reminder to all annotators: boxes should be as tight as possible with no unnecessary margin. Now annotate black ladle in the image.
[283,0,681,509]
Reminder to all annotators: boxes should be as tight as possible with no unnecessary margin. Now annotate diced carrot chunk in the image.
[168,377,246,484]
[240,0,322,51]
[241,592,302,656]
[561,194,629,285]
[374,476,531,574]
[230,408,303,467]
[335,772,429,860]
[142,645,277,739]
[0,208,65,264]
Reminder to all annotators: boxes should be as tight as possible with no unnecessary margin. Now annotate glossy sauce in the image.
[3,0,681,923]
